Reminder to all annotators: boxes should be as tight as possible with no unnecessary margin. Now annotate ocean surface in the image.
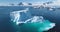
[0,6,60,32]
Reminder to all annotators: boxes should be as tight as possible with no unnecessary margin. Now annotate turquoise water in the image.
[0,6,60,32]
[12,20,55,32]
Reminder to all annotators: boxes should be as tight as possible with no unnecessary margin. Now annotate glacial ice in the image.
[10,8,55,32]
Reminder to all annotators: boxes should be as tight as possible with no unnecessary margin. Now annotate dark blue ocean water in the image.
[0,6,60,32]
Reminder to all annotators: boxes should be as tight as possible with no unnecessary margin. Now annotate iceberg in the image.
[10,8,55,32]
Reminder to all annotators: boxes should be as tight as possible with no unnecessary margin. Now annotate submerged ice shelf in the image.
[10,8,55,32]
